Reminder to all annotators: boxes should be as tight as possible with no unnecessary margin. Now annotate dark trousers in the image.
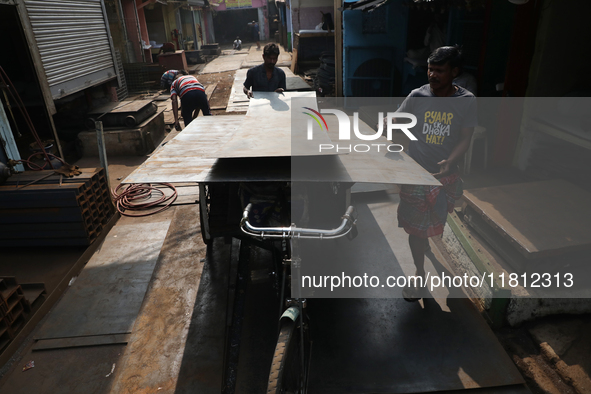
[181,89,211,125]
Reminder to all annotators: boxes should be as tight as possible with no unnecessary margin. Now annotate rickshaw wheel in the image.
[267,318,303,394]
[199,184,212,244]
[199,202,211,244]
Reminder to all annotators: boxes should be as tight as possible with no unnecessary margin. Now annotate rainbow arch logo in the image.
[302,107,328,132]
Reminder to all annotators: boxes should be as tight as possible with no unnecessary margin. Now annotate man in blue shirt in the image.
[243,43,286,98]
[252,21,260,49]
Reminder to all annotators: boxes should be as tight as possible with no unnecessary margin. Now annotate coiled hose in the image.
[111,183,178,217]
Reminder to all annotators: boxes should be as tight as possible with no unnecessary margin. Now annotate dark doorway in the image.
[213,8,259,44]
[144,4,168,46]
[0,5,54,160]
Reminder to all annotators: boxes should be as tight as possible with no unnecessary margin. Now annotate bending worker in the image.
[243,43,286,98]
[170,71,211,129]
[161,69,180,89]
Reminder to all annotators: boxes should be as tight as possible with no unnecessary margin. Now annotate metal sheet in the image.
[306,298,524,393]
[34,211,174,340]
[0,342,125,393]
[215,91,335,158]
[227,68,309,114]
[88,100,154,115]
[463,180,591,258]
[226,68,249,113]
[33,334,130,350]
[123,107,440,186]
[202,153,439,186]
[286,76,312,91]
[301,194,525,392]
[122,115,240,184]
[0,101,24,171]
[23,0,117,99]
[110,205,212,393]
[229,194,525,392]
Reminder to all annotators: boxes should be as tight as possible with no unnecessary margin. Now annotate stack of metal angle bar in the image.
[0,168,115,247]
[0,277,32,352]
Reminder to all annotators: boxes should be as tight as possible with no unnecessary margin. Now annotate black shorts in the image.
[181,89,211,125]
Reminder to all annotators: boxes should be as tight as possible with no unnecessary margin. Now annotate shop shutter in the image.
[23,0,117,99]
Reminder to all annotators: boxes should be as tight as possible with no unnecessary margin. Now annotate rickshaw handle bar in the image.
[240,203,357,239]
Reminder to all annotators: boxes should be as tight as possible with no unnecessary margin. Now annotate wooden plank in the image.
[33,334,131,350]
[291,48,298,74]
[205,82,217,100]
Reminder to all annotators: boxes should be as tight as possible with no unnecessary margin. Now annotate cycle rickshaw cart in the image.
[125,92,442,393]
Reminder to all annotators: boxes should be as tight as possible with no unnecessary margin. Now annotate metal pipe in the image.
[241,203,356,239]
[95,121,110,187]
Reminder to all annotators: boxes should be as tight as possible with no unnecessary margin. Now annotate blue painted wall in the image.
[343,0,408,97]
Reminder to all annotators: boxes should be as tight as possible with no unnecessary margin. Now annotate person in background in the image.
[233,36,242,50]
[170,72,211,129]
[158,42,176,56]
[243,43,286,99]
[161,69,181,90]
[252,21,260,49]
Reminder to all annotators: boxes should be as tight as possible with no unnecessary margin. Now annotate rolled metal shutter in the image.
[23,0,117,99]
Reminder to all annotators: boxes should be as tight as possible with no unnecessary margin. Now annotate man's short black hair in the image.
[428,46,462,70]
[173,70,189,81]
[263,43,280,57]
